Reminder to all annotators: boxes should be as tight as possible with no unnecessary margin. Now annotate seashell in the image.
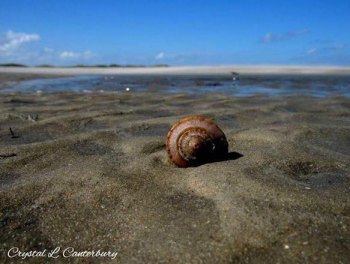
[166,116,228,167]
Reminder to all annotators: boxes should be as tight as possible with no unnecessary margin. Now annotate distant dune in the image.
[1,65,350,76]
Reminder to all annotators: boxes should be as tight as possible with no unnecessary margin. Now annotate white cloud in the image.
[0,30,97,65]
[307,48,317,54]
[155,52,165,60]
[330,43,346,50]
[306,43,346,55]
[0,30,40,54]
[59,50,95,60]
[152,51,212,64]
[43,47,54,53]
[262,33,273,43]
[60,51,79,59]
[262,29,309,43]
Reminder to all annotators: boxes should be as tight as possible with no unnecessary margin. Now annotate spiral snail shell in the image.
[166,116,228,167]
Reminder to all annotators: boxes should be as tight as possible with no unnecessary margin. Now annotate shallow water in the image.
[1,74,350,97]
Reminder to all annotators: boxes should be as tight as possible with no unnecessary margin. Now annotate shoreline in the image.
[1,65,350,76]
[0,73,70,90]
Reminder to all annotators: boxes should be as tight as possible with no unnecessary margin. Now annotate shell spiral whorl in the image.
[166,116,228,167]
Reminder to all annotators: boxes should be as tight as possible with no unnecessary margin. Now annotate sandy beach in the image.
[2,65,350,76]
[0,71,349,263]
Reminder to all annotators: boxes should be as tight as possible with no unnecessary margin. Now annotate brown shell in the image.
[166,116,228,167]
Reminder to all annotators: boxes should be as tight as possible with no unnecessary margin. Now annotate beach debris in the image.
[79,118,93,129]
[7,113,38,122]
[17,113,38,122]
[125,87,130,92]
[231,71,239,81]
[0,153,17,159]
[166,116,228,167]
[9,127,19,138]
[27,114,38,122]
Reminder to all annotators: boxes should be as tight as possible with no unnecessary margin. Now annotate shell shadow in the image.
[167,151,244,168]
[214,151,244,163]
[227,151,244,160]
[194,151,244,167]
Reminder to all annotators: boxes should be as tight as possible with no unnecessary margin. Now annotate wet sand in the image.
[0,74,349,263]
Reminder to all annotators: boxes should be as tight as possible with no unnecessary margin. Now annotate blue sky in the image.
[0,0,349,66]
